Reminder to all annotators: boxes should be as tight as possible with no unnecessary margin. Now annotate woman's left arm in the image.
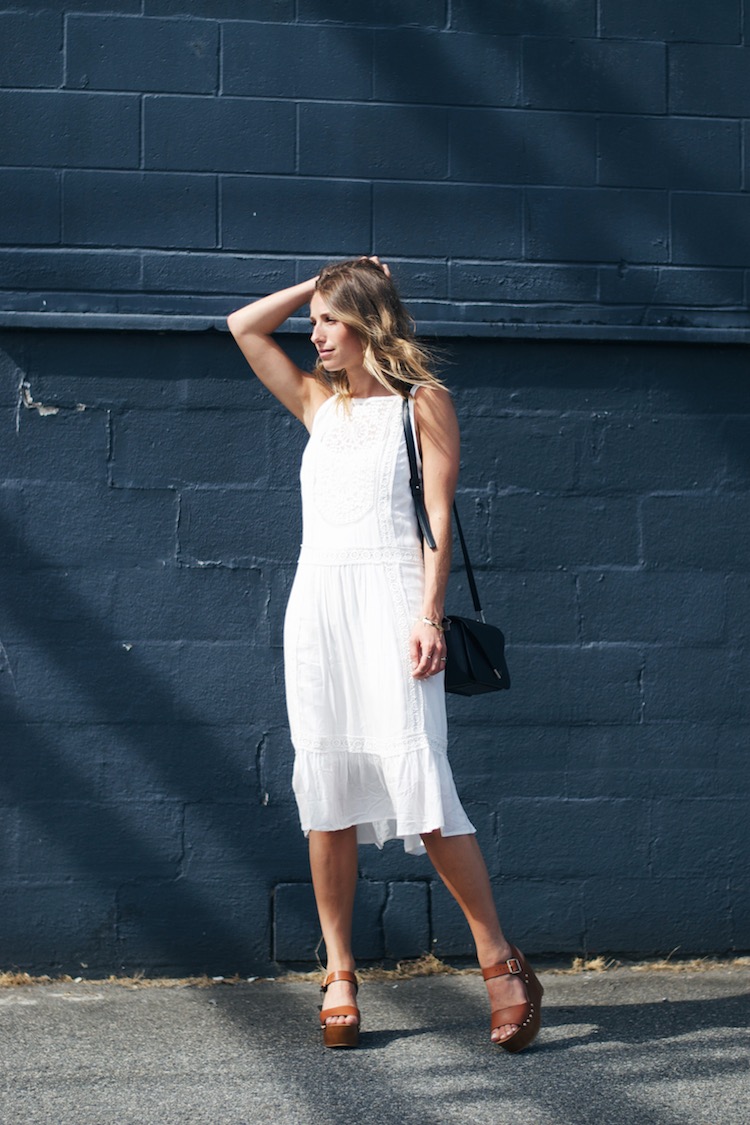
[409,386,460,679]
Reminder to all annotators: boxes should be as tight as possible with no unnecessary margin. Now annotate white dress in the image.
[284,391,475,856]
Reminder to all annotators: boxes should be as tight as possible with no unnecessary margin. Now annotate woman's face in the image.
[309,292,364,373]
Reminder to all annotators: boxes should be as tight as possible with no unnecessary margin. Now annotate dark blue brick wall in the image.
[2,1,749,974]
[2,2,750,337]
[1,328,748,973]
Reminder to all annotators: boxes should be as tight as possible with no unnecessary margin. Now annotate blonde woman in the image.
[227,258,542,1052]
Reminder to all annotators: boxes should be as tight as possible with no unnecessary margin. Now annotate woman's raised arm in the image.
[227,276,326,428]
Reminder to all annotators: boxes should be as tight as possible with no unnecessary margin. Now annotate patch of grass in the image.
[2,952,748,989]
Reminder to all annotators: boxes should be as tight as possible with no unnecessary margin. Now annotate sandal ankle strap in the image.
[482,956,523,982]
[321,970,358,993]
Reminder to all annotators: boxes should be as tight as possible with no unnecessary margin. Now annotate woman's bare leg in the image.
[421,830,527,1043]
[308,826,359,1027]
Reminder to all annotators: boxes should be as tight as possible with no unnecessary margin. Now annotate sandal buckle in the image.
[506,957,522,975]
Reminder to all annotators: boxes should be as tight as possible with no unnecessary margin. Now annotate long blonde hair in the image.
[311,258,445,405]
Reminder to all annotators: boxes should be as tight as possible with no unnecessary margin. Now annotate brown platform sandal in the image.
[319,970,360,1049]
[482,947,544,1054]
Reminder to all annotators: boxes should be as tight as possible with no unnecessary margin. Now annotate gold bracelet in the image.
[421,616,444,634]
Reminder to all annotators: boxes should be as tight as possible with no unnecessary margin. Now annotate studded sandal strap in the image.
[321,970,358,993]
[319,1005,360,1027]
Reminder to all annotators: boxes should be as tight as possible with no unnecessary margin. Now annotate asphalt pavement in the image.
[1,964,748,1124]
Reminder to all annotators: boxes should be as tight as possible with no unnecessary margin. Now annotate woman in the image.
[227,258,542,1052]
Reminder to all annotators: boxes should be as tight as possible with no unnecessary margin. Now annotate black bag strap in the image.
[402,396,484,621]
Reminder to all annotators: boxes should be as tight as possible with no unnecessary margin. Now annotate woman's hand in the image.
[361,255,391,278]
[409,619,447,679]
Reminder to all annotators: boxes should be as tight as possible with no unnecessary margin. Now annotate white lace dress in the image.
[284,391,475,855]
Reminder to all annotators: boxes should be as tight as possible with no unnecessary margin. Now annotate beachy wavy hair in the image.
[310,258,445,404]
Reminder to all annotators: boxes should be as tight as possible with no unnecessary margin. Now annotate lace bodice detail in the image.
[298,394,421,562]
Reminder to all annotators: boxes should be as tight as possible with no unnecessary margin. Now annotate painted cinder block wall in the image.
[1,2,749,972]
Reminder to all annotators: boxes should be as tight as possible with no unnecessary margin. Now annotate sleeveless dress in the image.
[284,391,475,856]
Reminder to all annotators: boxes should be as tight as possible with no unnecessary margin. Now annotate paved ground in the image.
[0,965,748,1125]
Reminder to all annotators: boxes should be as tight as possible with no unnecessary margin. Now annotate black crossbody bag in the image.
[402,398,510,696]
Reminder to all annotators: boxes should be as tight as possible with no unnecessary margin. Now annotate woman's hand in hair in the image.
[361,255,391,278]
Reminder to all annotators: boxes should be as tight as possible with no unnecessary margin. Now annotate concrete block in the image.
[10,0,140,9]
[18,482,178,566]
[144,95,294,173]
[147,0,291,15]
[523,38,666,113]
[0,12,63,87]
[583,877,732,955]
[600,266,744,307]
[730,877,750,949]
[496,797,650,879]
[491,879,585,955]
[7,639,179,723]
[448,724,568,802]
[430,881,475,958]
[724,420,750,491]
[600,0,741,43]
[374,183,521,258]
[0,884,117,974]
[6,719,265,806]
[0,91,139,169]
[451,0,595,36]
[384,259,448,301]
[566,722,750,801]
[179,486,301,565]
[298,0,444,27]
[643,647,746,723]
[651,798,749,878]
[110,407,270,487]
[0,170,60,245]
[448,643,642,726]
[222,176,370,254]
[299,103,448,180]
[356,839,433,883]
[117,877,271,973]
[383,881,430,959]
[16,799,183,881]
[175,641,280,725]
[447,568,579,646]
[460,412,579,492]
[641,494,750,570]
[449,109,596,186]
[66,15,217,94]
[273,879,386,962]
[525,187,669,264]
[599,116,740,191]
[222,22,371,100]
[450,261,597,304]
[670,45,750,116]
[579,570,725,645]
[109,564,267,641]
[580,415,725,493]
[725,576,750,646]
[672,193,750,268]
[0,249,141,292]
[272,882,319,961]
[1,405,108,484]
[0,566,114,644]
[63,171,217,249]
[184,804,307,884]
[374,28,519,107]
[490,494,639,568]
[0,484,24,569]
[143,252,295,295]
